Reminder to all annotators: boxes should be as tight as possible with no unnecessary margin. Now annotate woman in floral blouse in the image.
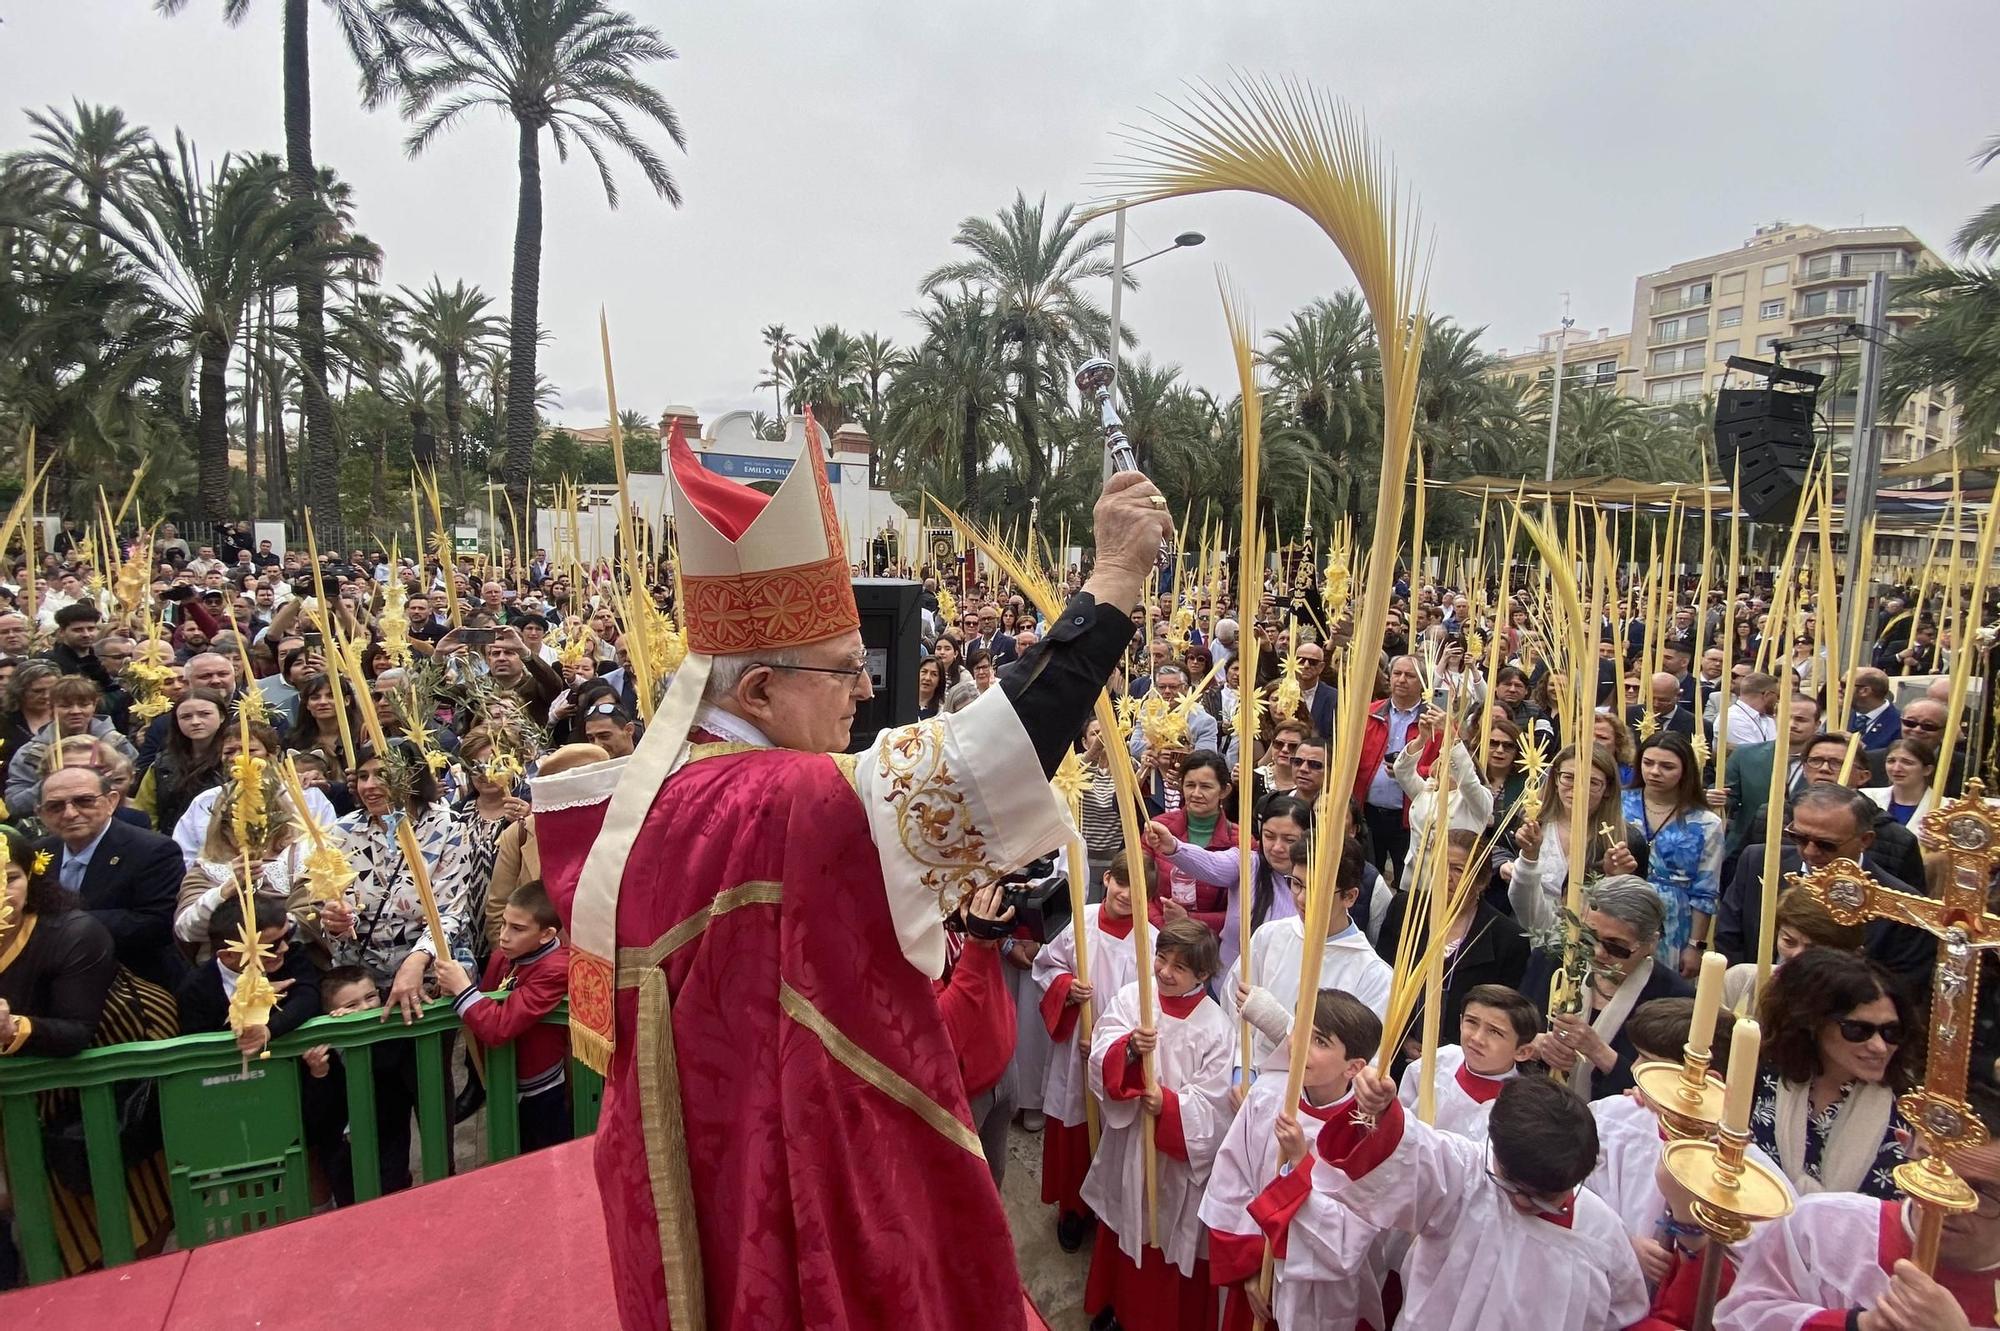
[1750,947,1913,1200]
[1620,730,1722,977]
[322,740,474,1021]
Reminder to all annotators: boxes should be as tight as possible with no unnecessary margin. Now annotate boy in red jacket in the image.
[435,879,572,1152]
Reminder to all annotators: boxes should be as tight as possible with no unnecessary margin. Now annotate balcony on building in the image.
[1650,282,1714,316]
[1795,250,1917,286]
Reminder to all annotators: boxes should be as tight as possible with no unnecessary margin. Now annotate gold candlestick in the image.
[1632,1044,1727,1142]
[1663,1123,1794,1331]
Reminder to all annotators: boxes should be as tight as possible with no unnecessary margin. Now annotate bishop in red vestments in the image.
[535,420,1173,1331]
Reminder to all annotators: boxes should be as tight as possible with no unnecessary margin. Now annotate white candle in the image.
[1689,951,1726,1060]
[1721,1017,1762,1134]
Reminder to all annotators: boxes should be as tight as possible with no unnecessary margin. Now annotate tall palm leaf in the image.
[155,0,398,543]
[920,192,1118,495]
[372,0,687,531]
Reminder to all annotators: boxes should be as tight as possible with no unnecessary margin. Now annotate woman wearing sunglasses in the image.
[1750,947,1914,1198]
[1523,876,1691,1099]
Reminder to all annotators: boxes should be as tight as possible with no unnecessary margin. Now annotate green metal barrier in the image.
[0,998,603,1286]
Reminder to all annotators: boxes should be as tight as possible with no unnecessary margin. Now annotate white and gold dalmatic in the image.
[534,415,1068,1331]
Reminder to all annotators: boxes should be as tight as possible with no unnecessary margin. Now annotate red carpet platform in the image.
[3,1137,1052,1330]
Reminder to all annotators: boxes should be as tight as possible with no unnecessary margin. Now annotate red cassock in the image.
[540,742,1024,1331]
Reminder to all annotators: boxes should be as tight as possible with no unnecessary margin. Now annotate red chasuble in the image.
[541,744,1022,1331]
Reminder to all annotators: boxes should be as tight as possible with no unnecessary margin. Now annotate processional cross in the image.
[1792,782,2000,1272]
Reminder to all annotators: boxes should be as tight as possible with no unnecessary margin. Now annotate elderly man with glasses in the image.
[33,765,188,989]
[1714,782,1934,990]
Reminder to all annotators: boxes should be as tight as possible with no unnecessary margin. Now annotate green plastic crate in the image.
[157,1056,309,1247]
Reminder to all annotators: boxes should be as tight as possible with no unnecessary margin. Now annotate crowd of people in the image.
[0,514,1995,1329]
[912,562,1995,1330]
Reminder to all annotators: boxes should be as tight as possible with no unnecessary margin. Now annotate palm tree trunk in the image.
[1015,338,1045,493]
[262,297,285,516]
[284,0,342,546]
[198,337,232,523]
[503,119,544,536]
[243,296,260,517]
[960,397,981,518]
[442,350,466,508]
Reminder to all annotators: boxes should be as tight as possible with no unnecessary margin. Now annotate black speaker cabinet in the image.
[848,578,922,753]
[1714,387,1819,523]
[1716,387,1815,427]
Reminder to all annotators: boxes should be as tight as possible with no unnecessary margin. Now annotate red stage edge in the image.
[2,1136,1054,1330]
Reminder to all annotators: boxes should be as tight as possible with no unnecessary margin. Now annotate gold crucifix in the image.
[1791,781,2000,1272]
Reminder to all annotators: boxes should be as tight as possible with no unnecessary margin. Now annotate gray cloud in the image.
[4,0,1994,427]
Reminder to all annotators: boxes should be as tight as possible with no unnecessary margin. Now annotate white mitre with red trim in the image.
[669,415,858,655]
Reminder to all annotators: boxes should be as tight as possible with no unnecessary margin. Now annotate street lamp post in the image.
[1542,313,1575,483]
[1103,202,1205,473]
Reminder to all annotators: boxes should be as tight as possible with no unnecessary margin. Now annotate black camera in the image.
[957,853,1073,945]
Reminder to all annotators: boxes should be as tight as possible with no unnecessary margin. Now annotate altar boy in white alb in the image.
[1082,918,1236,1331]
[1715,1087,2000,1331]
[1032,850,1159,1250]
[1396,983,1541,1144]
[1312,1066,1650,1331]
[1202,990,1390,1331]
[1225,838,1392,1071]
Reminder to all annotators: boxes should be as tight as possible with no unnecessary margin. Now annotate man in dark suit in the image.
[1847,667,1902,751]
[1733,732,1925,889]
[973,605,1017,667]
[176,896,322,1054]
[1295,638,1338,741]
[1897,697,1966,796]
[1626,671,1698,738]
[36,766,189,989]
[1715,783,1934,993]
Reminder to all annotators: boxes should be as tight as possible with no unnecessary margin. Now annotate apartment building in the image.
[1488,326,1633,396]
[1629,221,1964,462]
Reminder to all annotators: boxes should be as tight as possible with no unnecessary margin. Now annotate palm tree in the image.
[17,101,154,232]
[1261,292,1381,526]
[89,134,372,520]
[373,0,687,532]
[787,324,862,431]
[154,0,396,543]
[381,356,441,516]
[853,331,901,439]
[1880,135,2000,445]
[880,289,1007,514]
[758,322,796,423]
[748,410,786,443]
[397,275,503,504]
[0,161,195,518]
[921,193,1118,496]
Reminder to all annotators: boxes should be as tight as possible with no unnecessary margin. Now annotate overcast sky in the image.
[3,2,1996,431]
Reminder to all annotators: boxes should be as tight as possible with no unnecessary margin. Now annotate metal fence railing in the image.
[0,1000,602,1286]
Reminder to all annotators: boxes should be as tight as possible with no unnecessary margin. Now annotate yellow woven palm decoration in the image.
[1051,746,1090,808]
